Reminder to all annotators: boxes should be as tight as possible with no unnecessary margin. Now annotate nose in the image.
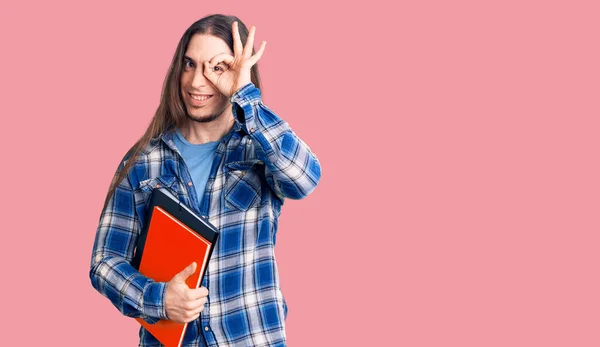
[191,63,209,88]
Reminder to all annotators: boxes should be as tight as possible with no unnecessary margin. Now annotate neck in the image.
[180,111,235,144]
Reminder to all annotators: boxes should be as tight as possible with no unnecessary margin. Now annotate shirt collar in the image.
[158,122,243,153]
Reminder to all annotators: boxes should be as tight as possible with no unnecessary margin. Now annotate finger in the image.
[247,41,267,66]
[243,25,256,58]
[188,286,209,300]
[185,297,208,312]
[208,53,234,68]
[203,61,219,85]
[184,296,207,310]
[174,262,197,282]
[232,21,243,56]
[185,312,201,323]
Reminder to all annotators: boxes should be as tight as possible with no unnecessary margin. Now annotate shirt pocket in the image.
[224,161,263,211]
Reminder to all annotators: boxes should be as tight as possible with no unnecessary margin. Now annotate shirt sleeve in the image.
[89,160,169,324]
[230,82,322,200]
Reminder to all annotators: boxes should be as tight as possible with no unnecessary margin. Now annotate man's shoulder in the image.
[123,134,172,162]
[120,134,175,181]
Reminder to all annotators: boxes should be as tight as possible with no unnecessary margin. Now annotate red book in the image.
[132,188,218,347]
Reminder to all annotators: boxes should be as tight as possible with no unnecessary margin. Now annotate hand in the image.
[164,262,209,323]
[203,21,267,98]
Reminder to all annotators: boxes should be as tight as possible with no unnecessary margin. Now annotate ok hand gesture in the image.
[203,21,267,98]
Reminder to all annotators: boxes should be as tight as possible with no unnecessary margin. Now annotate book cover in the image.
[135,205,213,347]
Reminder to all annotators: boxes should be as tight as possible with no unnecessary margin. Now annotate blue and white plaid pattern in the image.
[90,83,321,347]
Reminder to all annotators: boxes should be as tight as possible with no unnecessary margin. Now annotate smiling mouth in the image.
[189,93,213,101]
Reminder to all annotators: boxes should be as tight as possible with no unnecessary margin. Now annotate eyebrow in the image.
[183,55,228,65]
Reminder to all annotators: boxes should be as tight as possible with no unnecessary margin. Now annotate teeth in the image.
[190,94,212,101]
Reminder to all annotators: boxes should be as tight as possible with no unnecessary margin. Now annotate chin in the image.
[185,109,221,123]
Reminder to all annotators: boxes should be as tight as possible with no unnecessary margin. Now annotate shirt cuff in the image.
[230,82,260,125]
[230,83,291,163]
[141,281,169,323]
[231,82,259,106]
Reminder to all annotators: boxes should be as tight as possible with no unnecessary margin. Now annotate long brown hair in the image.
[104,14,262,207]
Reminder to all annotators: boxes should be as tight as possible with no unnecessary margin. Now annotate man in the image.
[89,14,321,347]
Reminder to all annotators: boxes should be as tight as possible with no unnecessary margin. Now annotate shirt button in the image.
[250,128,255,133]
[188,182,193,186]
[202,215,207,219]
[155,184,160,188]
[204,326,210,332]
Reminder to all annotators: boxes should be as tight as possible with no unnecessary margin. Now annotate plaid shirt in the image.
[90,83,321,347]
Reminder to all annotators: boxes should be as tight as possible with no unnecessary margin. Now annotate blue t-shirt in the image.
[173,128,219,208]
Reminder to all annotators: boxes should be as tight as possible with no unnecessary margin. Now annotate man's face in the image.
[180,34,233,123]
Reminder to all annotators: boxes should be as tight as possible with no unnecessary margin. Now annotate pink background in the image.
[1,0,599,346]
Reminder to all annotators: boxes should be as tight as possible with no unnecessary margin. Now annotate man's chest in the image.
[134,146,268,228]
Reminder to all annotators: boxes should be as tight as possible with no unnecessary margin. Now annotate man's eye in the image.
[213,64,227,73]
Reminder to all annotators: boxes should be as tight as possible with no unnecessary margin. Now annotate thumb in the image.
[174,262,197,282]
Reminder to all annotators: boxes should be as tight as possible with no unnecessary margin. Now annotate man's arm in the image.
[89,162,168,324]
[231,83,322,200]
